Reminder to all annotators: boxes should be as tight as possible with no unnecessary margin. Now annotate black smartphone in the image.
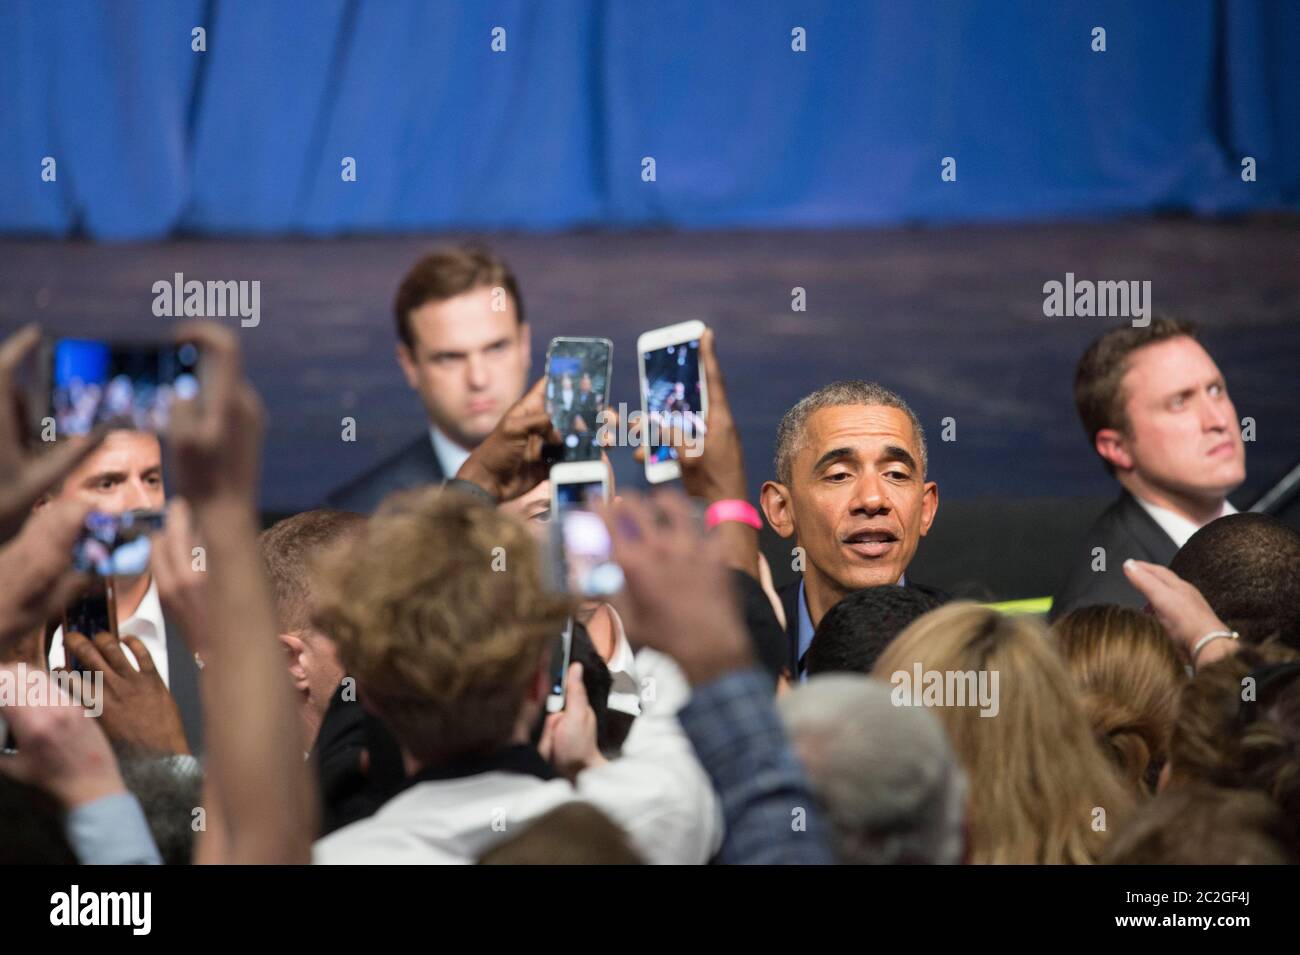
[72,509,166,577]
[544,337,613,463]
[63,576,118,670]
[38,337,201,437]
[546,619,575,713]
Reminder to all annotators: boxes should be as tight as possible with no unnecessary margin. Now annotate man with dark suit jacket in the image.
[759,382,940,678]
[258,508,404,835]
[1050,318,1246,619]
[40,429,204,753]
[327,245,532,513]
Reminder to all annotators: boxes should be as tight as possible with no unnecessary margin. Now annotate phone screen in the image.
[64,576,117,669]
[549,479,622,597]
[50,339,200,436]
[642,338,703,463]
[72,509,166,576]
[545,338,612,463]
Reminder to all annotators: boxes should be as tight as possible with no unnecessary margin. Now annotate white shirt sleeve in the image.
[573,648,724,864]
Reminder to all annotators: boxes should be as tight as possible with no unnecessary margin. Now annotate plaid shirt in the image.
[679,667,835,864]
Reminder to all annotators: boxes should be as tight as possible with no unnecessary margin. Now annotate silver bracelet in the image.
[1192,629,1239,664]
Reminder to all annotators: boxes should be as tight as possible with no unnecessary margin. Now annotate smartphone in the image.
[72,509,166,577]
[547,460,622,597]
[38,337,201,437]
[546,619,575,714]
[63,576,118,670]
[544,337,613,463]
[637,321,708,484]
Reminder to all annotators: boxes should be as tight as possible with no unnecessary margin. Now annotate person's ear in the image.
[760,481,796,539]
[1095,427,1134,473]
[918,481,939,538]
[278,632,310,692]
[395,341,420,391]
[527,654,550,706]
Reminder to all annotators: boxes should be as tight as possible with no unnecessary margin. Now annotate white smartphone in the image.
[547,461,621,597]
[637,320,708,484]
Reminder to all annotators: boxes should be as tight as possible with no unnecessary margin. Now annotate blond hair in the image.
[873,603,1132,864]
[313,487,571,767]
[1052,605,1185,796]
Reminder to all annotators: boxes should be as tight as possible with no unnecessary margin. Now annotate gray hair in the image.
[773,380,927,486]
[778,673,966,865]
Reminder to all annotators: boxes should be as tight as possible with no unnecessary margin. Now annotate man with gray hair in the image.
[760,381,941,677]
[778,673,967,864]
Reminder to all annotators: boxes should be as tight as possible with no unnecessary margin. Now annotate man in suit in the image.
[1050,317,1246,618]
[258,507,404,835]
[760,381,940,678]
[40,429,203,753]
[327,245,531,512]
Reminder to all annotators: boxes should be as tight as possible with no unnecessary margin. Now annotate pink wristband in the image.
[705,499,762,530]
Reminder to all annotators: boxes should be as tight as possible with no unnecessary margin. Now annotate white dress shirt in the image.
[429,425,472,480]
[1135,497,1238,550]
[49,578,170,687]
[313,648,722,864]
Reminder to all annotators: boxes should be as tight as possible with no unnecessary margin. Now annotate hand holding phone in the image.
[637,321,708,483]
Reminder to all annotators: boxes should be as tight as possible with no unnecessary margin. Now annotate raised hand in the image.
[61,630,190,754]
[456,376,561,502]
[605,490,753,685]
[0,325,106,544]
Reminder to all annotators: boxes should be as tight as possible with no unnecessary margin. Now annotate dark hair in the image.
[259,508,365,633]
[1073,316,1198,473]
[1168,644,1300,849]
[0,776,77,864]
[1102,783,1298,864]
[394,245,524,350]
[1169,513,1300,651]
[806,585,945,676]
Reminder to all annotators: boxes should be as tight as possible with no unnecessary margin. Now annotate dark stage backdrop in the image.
[3,0,1299,239]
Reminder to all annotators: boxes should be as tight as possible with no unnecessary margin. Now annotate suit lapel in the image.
[1117,490,1180,564]
[164,613,205,756]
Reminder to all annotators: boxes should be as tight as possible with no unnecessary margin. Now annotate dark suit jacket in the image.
[778,576,949,676]
[326,435,445,514]
[310,683,405,837]
[164,613,204,756]
[1049,490,1179,620]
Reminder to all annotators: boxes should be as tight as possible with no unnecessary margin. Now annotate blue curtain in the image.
[2,0,1296,240]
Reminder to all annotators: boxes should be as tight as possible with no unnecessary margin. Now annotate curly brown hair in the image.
[312,486,572,767]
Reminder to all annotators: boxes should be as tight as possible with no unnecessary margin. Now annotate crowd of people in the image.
[0,244,1297,865]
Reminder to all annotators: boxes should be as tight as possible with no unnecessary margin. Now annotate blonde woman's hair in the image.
[1052,605,1186,796]
[313,486,572,768]
[873,602,1132,864]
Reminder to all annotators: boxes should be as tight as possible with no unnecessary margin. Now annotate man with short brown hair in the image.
[327,244,531,512]
[1051,317,1246,617]
[310,485,720,864]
